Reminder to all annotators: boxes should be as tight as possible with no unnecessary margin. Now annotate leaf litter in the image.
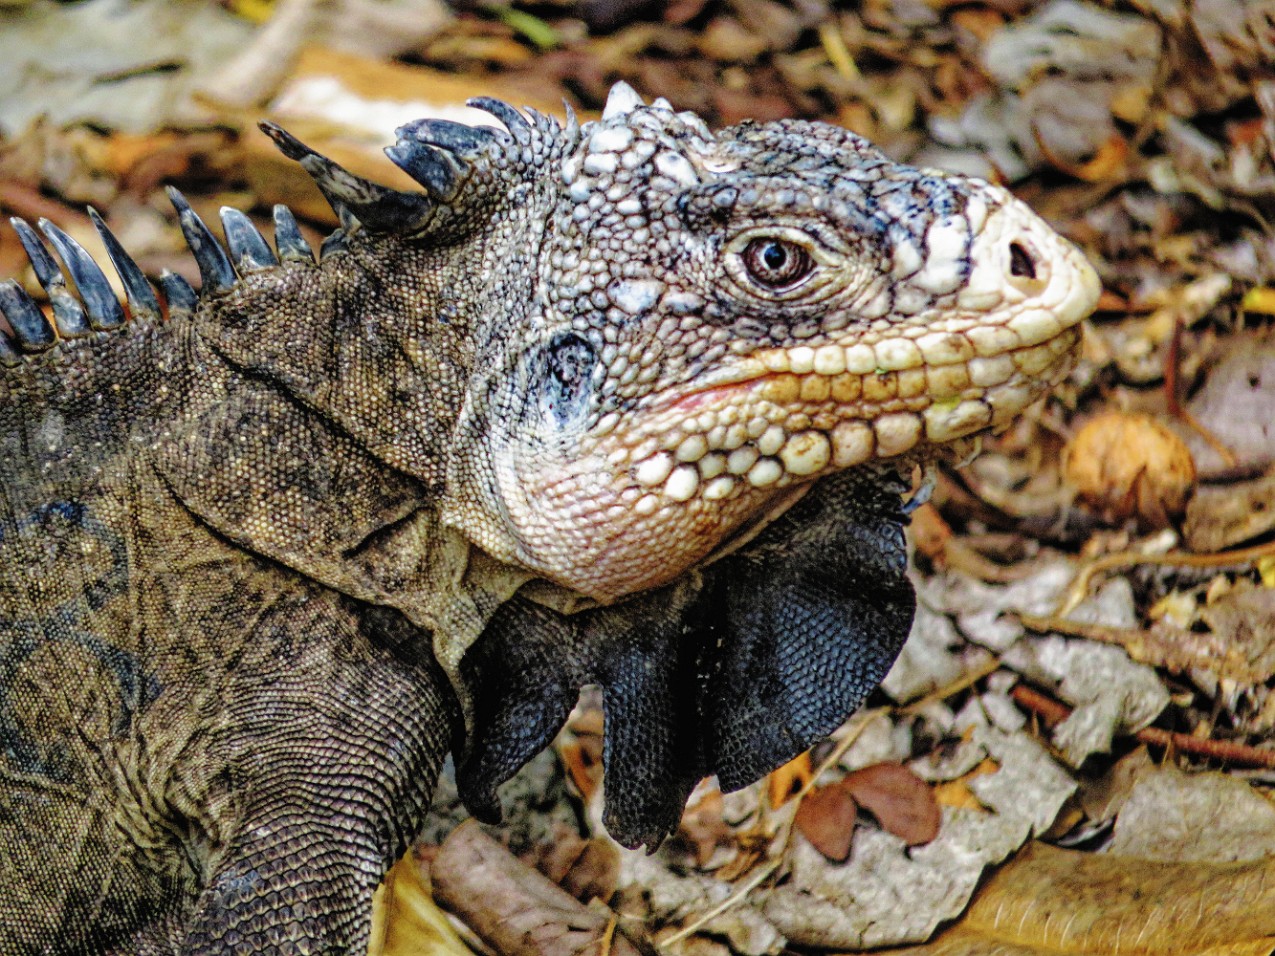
[3,0,1275,951]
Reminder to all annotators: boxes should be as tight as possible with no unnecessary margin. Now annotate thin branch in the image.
[1010,684,1275,770]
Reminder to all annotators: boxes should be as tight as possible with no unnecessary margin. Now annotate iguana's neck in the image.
[151,232,538,651]
[186,236,485,488]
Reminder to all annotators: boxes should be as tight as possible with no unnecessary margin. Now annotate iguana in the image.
[0,83,1099,954]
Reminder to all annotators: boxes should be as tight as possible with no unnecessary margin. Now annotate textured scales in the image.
[0,83,1099,953]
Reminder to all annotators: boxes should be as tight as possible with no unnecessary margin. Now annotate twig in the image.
[1017,612,1261,682]
[598,913,618,956]
[1010,684,1275,770]
[899,658,1001,716]
[1162,317,1235,465]
[1059,539,1275,615]
[657,857,783,949]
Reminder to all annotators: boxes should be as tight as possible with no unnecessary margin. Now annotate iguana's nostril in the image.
[1008,241,1038,281]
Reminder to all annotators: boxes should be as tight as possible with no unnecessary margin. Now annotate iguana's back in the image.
[0,217,459,952]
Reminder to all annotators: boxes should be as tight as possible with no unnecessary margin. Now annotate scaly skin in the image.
[0,83,1098,953]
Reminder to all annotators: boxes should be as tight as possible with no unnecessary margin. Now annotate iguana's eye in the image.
[741,238,814,290]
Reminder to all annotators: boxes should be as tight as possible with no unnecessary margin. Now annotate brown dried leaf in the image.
[767,751,812,809]
[696,17,769,63]
[893,842,1275,955]
[1197,586,1275,683]
[794,784,859,863]
[563,840,621,904]
[1063,411,1196,528]
[1186,336,1275,472]
[676,788,735,868]
[842,763,941,846]
[559,736,603,805]
[1075,745,1154,823]
[369,850,476,956]
[432,823,649,956]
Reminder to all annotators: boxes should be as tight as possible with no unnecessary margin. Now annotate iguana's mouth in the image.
[611,319,1082,511]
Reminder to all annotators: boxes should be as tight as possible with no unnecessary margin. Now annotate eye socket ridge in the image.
[735,234,818,293]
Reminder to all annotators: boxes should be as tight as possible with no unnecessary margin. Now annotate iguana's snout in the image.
[449,85,1099,601]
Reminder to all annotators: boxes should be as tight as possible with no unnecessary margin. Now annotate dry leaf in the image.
[841,763,941,846]
[533,832,621,904]
[1063,411,1196,528]
[794,784,859,862]
[933,758,999,811]
[1185,336,1275,472]
[1108,765,1275,862]
[892,841,1275,955]
[677,787,735,867]
[559,736,603,804]
[767,751,812,809]
[1185,472,1275,552]
[433,822,648,956]
[369,850,477,956]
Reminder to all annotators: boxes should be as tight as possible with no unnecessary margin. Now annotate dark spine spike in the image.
[468,98,531,140]
[0,280,57,352]
[36,220,127,331]
[219,207,278,272]
[166,188,236,294]
[384,141,463,201]
[394,118,500,155]
[10,217,91,338]
[258,121,433,234]
[158,270,198,320]
[272,205,314,263]
[87,208,162,323]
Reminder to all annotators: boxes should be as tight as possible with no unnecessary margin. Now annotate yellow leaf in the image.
[1259,554,1275,588]
[368,851,476,956]
[1241,287,1275,316]
[768,751,813,808]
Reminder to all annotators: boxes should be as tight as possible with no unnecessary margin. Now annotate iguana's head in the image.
[268,83,1098,605]
[439,85,1099,601]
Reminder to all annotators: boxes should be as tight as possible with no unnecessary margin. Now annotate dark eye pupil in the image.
[762,242,787,271]
[742,237,813,289]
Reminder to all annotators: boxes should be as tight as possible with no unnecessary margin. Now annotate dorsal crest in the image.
[0,95,574,365]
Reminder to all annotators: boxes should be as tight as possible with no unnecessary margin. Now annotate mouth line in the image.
[655,326,1081,420]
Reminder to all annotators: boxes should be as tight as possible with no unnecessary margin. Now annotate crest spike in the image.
[219,207,278,273]
[165,189,237,295]
[467,97,531,141]
[0,280,56,352]
[88,208,162,323]
[272,205,314,263]
[158,270,197,320]
[385,141,464,201]
[37,219,128,330]
[258,121,433,234]
[10,217,91,338]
